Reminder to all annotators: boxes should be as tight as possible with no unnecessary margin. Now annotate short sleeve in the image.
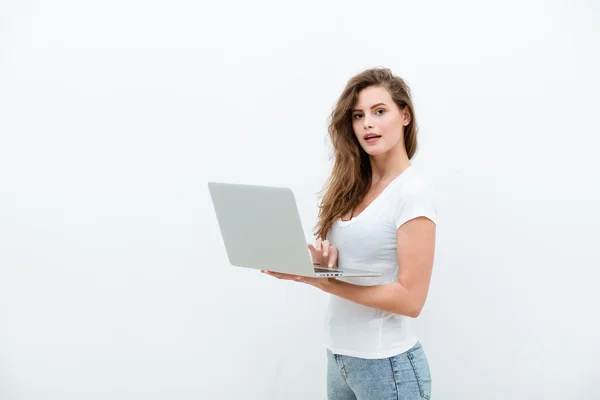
[394,190,438,230]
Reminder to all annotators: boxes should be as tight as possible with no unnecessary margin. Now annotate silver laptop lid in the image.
[208,182,315,276]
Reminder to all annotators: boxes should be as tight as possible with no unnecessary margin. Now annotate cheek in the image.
[380,113,403,135]
[352,119,362,135]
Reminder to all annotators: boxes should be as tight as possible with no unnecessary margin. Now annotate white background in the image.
[1,0,599,399]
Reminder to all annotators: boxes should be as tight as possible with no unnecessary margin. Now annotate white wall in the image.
[1,0,599,399]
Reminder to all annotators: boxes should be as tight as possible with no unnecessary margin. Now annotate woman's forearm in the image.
[324,279,421,317]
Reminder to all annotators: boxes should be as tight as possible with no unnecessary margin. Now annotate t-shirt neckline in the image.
[335,164,413,227]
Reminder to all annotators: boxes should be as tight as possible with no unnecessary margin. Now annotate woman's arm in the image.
[323,216,436,317]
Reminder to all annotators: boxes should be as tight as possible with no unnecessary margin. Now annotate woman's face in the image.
[351,86,410,157]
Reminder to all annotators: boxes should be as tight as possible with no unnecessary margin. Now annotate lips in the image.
[363,133,381,140]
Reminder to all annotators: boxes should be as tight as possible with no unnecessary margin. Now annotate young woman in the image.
[263,67,437,399]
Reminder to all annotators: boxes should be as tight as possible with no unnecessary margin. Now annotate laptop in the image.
[207,182,382,278]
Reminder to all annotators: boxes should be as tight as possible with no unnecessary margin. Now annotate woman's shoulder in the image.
[391,168,438,227]
[393,166,434,197]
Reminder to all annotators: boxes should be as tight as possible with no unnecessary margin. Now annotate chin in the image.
[363,146,390,157]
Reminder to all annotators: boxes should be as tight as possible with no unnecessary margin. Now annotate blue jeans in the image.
[327,342,432,400]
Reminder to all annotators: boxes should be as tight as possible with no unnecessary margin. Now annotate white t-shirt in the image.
[324,165,437,359]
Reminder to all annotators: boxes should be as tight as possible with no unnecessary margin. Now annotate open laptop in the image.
[207,182,382,278]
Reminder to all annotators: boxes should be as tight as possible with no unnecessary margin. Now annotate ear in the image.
[402,108,412,126]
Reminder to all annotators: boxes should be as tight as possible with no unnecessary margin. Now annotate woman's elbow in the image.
[406,306,422,318]
[394,303,421,318]
[407,300,425,318]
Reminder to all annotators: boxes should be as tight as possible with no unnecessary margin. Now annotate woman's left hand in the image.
[260,270,335,292]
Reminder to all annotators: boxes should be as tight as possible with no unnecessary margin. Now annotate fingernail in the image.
[328,263,333,268]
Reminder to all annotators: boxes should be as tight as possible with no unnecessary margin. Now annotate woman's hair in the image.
[313,67,418,240]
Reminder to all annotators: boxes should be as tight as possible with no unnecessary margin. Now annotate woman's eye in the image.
[353,113,363,119]
[376,109,385,115]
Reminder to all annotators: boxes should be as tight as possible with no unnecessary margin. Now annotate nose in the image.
[364,116,374,130]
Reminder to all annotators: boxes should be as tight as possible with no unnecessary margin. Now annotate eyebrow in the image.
[352,103,386,112]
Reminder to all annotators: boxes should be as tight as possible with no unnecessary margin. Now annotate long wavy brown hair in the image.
[313,67,418,240]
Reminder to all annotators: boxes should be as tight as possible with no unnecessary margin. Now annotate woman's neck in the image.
[369,152,412,184]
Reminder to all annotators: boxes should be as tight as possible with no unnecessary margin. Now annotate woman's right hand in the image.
[308,239,338,268]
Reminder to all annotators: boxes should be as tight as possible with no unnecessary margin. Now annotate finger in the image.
[322,240,330,257]
[268,271,299,281]
[315,238,322,251]
[268,272,286,280]
[261,270,276,277]
[308,244,319,262]
[328,246,338,268]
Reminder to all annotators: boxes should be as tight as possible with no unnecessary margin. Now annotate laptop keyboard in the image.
[314,266,343,273]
